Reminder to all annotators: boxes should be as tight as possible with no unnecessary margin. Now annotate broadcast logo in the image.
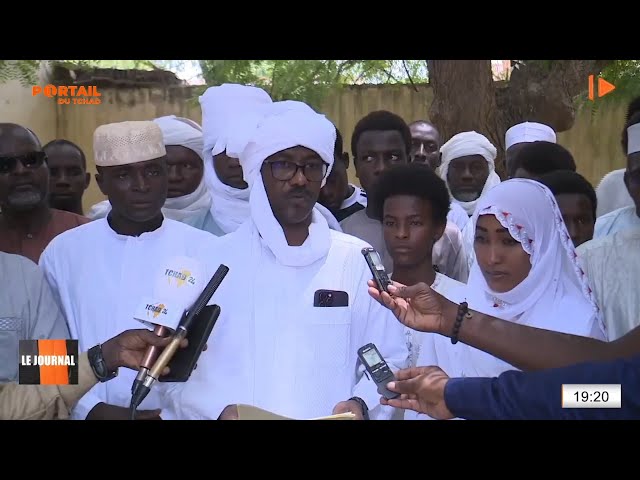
[18,339,79,385]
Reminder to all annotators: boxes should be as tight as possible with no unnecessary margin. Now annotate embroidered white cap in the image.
[505,122,556,150]
[94,121,167,167]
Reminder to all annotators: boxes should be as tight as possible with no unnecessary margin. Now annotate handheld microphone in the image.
[129,264,230,418]
[131,256,205,398]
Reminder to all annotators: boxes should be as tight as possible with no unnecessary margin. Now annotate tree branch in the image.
[402,60,419,92]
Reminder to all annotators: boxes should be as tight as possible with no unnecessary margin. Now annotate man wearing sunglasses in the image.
[0,123,90,263]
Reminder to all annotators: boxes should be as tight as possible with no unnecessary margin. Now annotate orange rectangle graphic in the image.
[37,339,69,385]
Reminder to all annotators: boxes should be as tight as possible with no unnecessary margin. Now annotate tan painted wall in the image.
[0,80,628,213]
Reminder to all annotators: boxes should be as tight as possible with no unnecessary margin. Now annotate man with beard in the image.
[0,124,89,263]
[159,101,408,421]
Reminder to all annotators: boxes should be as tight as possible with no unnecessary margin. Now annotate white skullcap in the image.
[627,123,640,155]
[199,83,273,158]
[153,115,204,161]
[440,131,497,165]
[237,100,336,189]
[505,122,556,150]
[94,121,166,167]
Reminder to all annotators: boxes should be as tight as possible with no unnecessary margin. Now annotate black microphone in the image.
[129,264,229,419]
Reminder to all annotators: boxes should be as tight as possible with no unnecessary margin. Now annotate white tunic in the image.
[593,205,640,239]
[39,218,222,420]
[577,228,640,340]
[160,221,410,420]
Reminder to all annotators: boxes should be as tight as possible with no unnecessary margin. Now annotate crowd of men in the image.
[1,82,639,420]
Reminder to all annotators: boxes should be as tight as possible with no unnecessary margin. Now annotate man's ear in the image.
[84,172,91,190]
[342,152,350,169]
[434,221,447,244]
[95,171,107,196]
[624,169,631,195]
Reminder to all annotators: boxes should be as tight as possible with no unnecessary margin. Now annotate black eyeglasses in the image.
[0,151,47,174]
[265,160,329,182]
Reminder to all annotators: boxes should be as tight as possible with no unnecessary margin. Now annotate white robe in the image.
[159,220,409,420]
[404,273,468,421]
[593,205,640,238]
[577,228,640,341]
[447,202,470,231]
[39,218,222,420]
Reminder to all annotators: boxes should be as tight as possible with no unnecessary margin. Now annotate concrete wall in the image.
[0,79,627,213]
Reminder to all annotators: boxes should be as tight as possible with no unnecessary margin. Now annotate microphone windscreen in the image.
[133,256,205,330]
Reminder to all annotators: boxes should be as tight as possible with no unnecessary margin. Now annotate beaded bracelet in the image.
[451,301,470,345]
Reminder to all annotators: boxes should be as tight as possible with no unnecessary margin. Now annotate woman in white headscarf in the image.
[86,115,213,230]
[406,179,606,420]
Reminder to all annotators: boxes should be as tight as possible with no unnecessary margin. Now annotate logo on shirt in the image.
[164,268,195,287]
[18,339,79,385]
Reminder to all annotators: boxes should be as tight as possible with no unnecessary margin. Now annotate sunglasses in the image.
[0,151,47,174]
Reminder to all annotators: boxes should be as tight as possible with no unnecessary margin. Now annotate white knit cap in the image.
[94,121,167,167]
[505,122,556,150]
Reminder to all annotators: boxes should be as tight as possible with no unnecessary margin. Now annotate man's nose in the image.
[133,172,150,191]
[372,158,387,175]
[395,225,409,239]
[54,172,70,186]
[290,167,309,186]
[12,160,29,176]
[167,165,183,182]
[460,167,474,181]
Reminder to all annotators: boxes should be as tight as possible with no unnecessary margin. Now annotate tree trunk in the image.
[427,60,502,151]
[427,60,614,178]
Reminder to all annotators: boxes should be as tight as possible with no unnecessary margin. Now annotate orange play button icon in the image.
[598,77,616,98]
[588,75,616,100]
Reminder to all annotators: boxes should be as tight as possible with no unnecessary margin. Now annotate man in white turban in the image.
[39,120,221,420]
[504,121,556,178]
[438,130,501,271]
[159,101,408,421]
[199,83,272,235]
[199,83,342,234]
[86,115,214,230]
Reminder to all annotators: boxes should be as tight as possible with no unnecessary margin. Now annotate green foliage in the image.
[198,60,429,110]
[577,60,640,119]
[0,60,42,87]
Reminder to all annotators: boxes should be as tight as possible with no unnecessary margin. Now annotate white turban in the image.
[505,122,556,150]
[235,100,338,267]
[198,84,273,234]
[200,83,273,158]
[628,123,640,155]
[153,115,204,160]
[151,115,211,226]
[438,131,501,216]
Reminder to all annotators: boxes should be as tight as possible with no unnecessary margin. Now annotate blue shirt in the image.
[445,355,640,420]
